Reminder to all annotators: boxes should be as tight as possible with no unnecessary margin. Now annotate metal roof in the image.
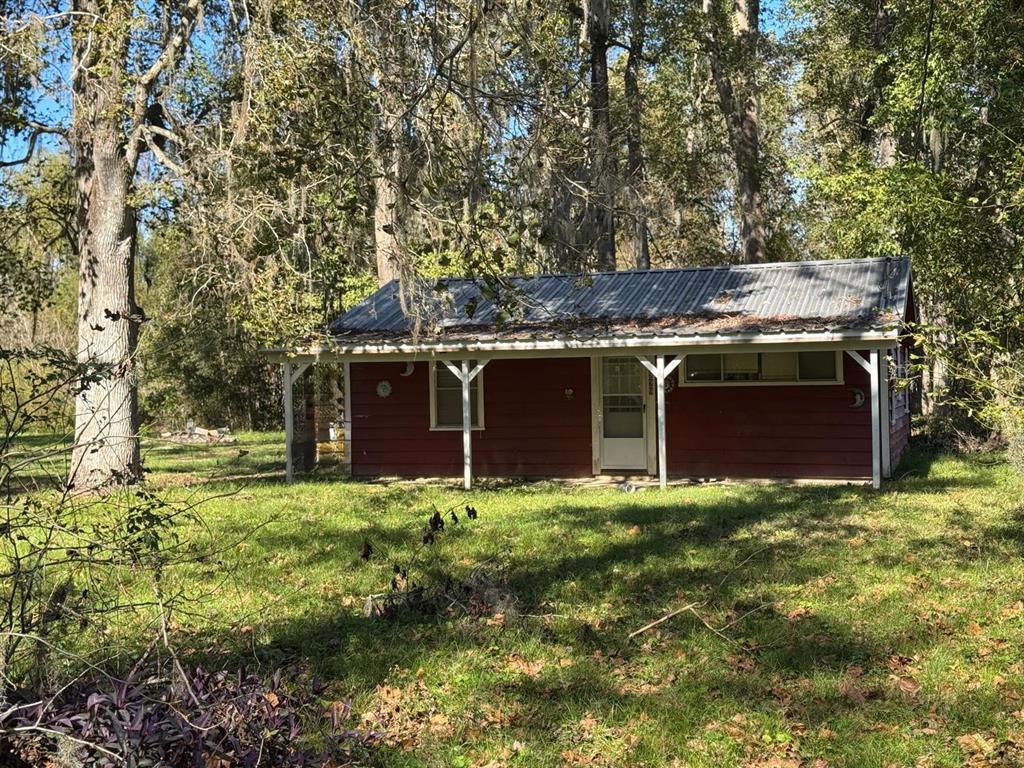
[330,256,911,344]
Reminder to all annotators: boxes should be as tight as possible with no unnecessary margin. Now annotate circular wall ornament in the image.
[376,380,392,398]
[663,376,677,394]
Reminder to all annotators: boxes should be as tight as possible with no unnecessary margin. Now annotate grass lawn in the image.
[16,433,1024,767]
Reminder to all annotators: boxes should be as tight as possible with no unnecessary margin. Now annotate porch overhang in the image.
[270,328,901,490]
[265,327,902,365]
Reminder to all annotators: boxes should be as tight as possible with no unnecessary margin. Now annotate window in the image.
[890,346,910,423]
[685,354,722,382]
[682,351,841,385]
[797,351,838,381]
[431,361,484,429]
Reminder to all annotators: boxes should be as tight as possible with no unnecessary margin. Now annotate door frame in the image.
[590,355,657,475]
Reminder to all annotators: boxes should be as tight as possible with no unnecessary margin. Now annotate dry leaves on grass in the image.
[697,714,807,767]
[956,731,1024,767]
[504,653,544,678]
[558,712,638,766]
[609,657,677,696]
[360,680,452,750]
[726,653,756,674]
[838,665,884,705]
[785,605,813,622]
[884,654,922,699]
[999,601,1023,620]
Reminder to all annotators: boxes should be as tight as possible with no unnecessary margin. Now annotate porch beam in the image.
[282,361,310,484]
[637,355,681,490]
[442,359,488,490]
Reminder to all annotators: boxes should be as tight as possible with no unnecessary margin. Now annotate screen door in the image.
[600,357,648,470]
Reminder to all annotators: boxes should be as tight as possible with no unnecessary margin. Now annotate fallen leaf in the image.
[895,675,922,697]
[505,653,544,678]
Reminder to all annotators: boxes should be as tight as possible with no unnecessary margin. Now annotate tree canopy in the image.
[0,0,1021,443]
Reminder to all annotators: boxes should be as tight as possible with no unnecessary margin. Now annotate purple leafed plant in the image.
[0,663,375,767]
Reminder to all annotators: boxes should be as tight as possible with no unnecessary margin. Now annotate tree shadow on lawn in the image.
[165,474,1023,761]
[212,483,881,675]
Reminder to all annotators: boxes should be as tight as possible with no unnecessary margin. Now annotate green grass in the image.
[17,434,1024,766]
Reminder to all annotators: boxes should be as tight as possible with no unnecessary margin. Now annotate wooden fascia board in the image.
[265,330,901,364]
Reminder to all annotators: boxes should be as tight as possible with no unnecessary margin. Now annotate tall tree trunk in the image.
[69,8,142,489]
[372,72,405,287]
[624,0,649,269]
[704,0,766,264]
[587,0,616,271]
[866,0,896,166]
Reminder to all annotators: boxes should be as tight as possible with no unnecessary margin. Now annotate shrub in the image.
[0,661,373,767]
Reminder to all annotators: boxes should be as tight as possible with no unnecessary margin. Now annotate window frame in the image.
[429,361,486,431]
[679,350,845,387]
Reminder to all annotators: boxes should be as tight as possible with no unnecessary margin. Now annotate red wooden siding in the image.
[349,357,593,477]
[350,353,876,480]
[890,412,911,470]
[664,353,873,479]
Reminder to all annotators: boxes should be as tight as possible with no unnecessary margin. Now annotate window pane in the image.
[436,364,461,389]
[602,357,643,395]
[798,351,837,381]
[434,362,481,427]
[603,395,644,437]
[435,389,463,426]
[685,354,722,381]
[761,352,798,381]
[723,352,759,380]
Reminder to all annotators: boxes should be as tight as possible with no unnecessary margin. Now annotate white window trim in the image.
[678,350,845,387]
[429,361,486,431]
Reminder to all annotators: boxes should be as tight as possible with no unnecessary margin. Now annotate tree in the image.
[794,0,1024,439]
[585,0,617,270]
[2,3,205,489]
[623,0,650,269]
[702,0,766,263]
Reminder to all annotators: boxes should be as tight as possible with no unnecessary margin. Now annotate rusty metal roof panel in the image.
[331,256,911,341]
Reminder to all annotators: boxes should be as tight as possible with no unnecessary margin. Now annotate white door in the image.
[600,357,648,470]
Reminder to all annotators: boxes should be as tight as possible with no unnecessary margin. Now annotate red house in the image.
[273,257,915,489]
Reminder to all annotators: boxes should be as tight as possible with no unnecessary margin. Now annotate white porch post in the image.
[461,359,472,490]
[845,350,881,489]
[869,348,881,489]
[282,361,310,484]
[879,351,891,479]
[283,363,293,483]
[443,359,488,490]
[638,354,682,490]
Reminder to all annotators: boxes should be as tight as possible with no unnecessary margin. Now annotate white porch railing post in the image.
[845,349,883,490]
[656,355,668,489]
[637,354,682,490]
[869,348,881,489]
[461,359,472,490]
[283,363,294,484]
[444,359,488,491]
[879,351,891,479]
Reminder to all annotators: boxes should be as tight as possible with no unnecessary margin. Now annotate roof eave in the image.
[265,326,901,362]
